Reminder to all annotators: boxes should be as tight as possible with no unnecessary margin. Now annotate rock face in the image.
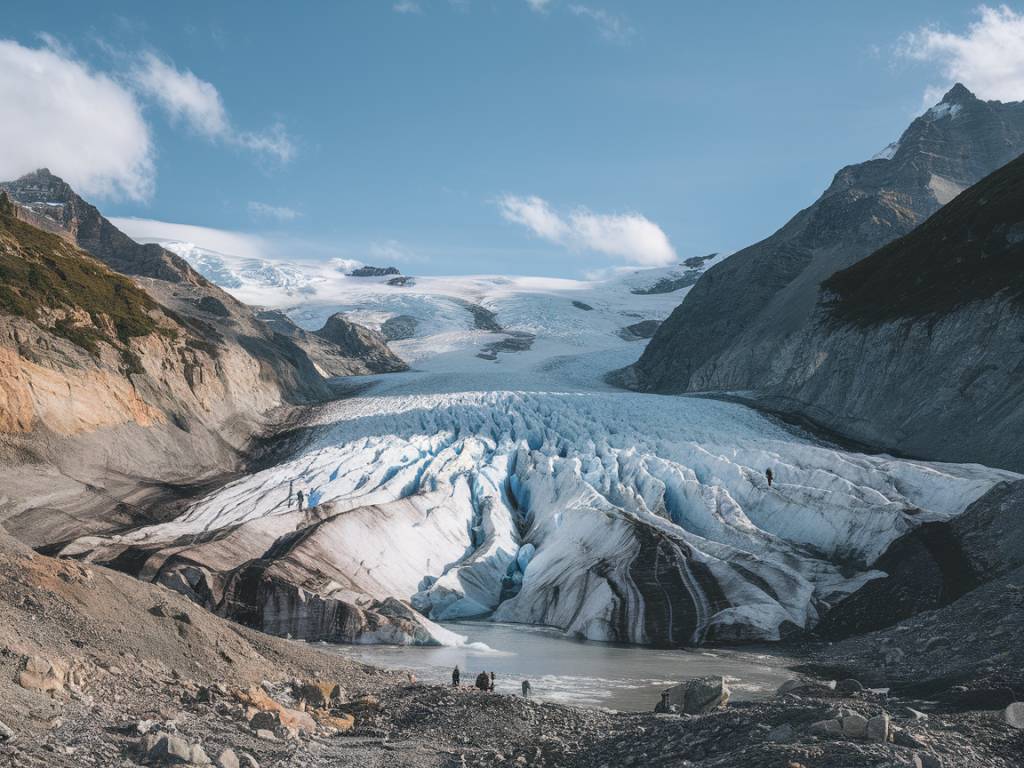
[618,85,1024,470]
[0,172,398,546]
[258,309,407,376]
[312,313,408,374]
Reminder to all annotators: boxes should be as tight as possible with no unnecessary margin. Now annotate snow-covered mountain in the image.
[144,237,725,372]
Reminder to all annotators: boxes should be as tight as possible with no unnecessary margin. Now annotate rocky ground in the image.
[1,529,1022,767]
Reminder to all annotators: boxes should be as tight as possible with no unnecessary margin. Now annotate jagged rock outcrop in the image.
[348,265,400,277]
[257,310,407,377]
[312,313,408,374]
[618,85,1024,471]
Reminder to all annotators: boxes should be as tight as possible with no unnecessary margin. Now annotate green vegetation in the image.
[824,153,1024,326]
[0,193,165,358]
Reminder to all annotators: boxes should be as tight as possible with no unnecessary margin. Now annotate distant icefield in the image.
[86,240,1020,645]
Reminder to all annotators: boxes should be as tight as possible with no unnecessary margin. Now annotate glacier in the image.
[60,242,1019,647]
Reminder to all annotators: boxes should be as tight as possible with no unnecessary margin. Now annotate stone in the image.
[19,656,65,693]
[255,729,276,741]
[0,719,14,742]
[835,678,863,695]
[216,749,240,768]
[295,680,342,708]
[239,754,260,768]
[894,729,929,749]
[249,711,278,732]
[775,679,802,696]
[842,713,868,739]
[313,711,356,733]
[913,753,943,768]
[866,713,889,743]
[899,707,929,721]
[190,744,211,765]
[766,723,795,742]
[809,719,842,737]
[656,676,729,714]
[1006,701,1024,729]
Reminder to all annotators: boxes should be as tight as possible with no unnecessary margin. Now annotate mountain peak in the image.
[941,83,976,104]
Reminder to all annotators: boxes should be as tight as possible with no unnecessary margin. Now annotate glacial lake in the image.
[326,621,795,712]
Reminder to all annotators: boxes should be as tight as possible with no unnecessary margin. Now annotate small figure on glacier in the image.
[475,671,490,691]
[296,489,305,510]
[521,679,531,698]
[452,666,460,687]
[489,671,496,691]
[765,468,774,488]
[288,479,294,503]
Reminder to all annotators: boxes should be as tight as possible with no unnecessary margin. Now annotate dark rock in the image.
[348,265,400,277]
[617,320,662,340]
[656,676,729,714]
[571,301,593,311]
[835,678,864,695]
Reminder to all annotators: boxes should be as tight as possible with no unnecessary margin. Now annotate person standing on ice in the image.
[489,671,496,691]
[521,680,531,698]
[475,671,490,691]
[288,480,293,504]
[452,666,460,687]
[765,468,774,488]
[296,489,305,510]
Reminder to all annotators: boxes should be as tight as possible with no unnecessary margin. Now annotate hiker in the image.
[296,489,305,510]
[489,671,496,692]
[765,468,774,488]
[475,671,490,691]
[521,679,531,698]
[288,479,294,504]
[452,666,460,687]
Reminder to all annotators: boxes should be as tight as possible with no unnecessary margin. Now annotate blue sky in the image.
[3,1,1024,276]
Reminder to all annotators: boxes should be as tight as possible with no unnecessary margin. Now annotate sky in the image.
[3,1,1024,277]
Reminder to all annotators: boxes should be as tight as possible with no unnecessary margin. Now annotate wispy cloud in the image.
[111,217,272,261]
[369,239,422,264]
[0,38,154,200]
[248,201,301,222]
[498,194,676,266]
[568,5,634,43]
[898,4,1024,104]
[131,52,296,162]
[526,0,553,12]
[393,1,422,14]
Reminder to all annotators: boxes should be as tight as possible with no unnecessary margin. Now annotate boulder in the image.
[0,718,14,742]
[313,710,356,733]
[766,723,795,742]
[295,680,342,709]
[913,753,943,768]
[216,749,239,768]
[842,713,868,739]
[18,655,66,694]
[656,676,730,714]
[898,707,929,721]
[142,733,195,764]
[775,679,802,696]
[1006,702,1024,729]
[866,713,890,743]
[809,719,842,737]
[835,678,864,695]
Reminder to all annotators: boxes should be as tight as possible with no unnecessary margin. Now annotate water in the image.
[325,621,794,712]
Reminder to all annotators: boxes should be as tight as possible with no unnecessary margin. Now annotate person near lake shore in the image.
[521,679,531,698]
[452,666,460,687]
[765,468,774,488]
[489,671,496,691]
[475,671,490,691]
[288,479,293,504]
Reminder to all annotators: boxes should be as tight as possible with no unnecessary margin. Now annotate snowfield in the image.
[66,240,1020,646]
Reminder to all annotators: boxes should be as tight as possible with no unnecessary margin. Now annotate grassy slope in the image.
[0,193,167,357]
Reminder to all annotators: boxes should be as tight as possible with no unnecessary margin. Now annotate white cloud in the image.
[526,0,553,12]
[248,201,301,221]
[498,194,676,266]
[898,5,1024,103]
[0,39,154,201]
[393,1,422,13]
[568,5,634,42]
[110,217,272,261]
[131,52,295,162]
